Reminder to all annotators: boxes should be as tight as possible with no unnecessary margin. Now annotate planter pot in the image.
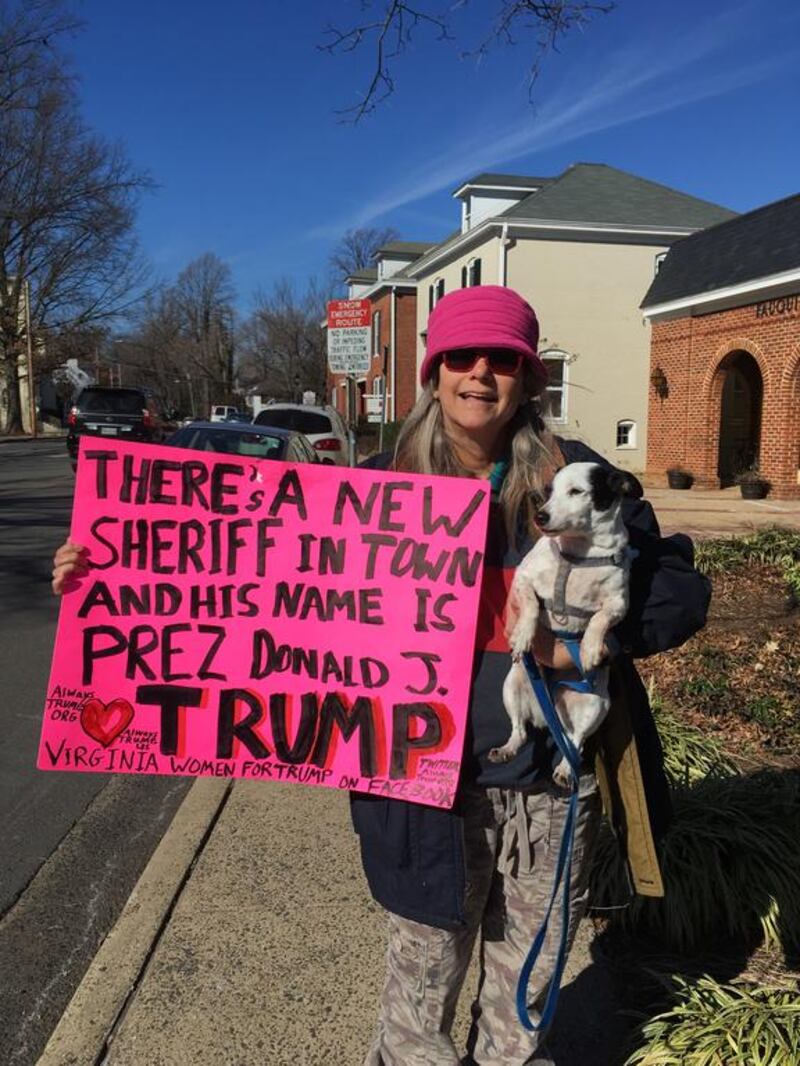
[739,479,769,499]
[667,470,693,490]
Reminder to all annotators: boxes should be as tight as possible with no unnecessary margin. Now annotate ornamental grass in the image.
[590,707,800,957]
[624,974,800,1066]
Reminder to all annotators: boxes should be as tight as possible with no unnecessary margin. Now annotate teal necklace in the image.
[488,458,510,497]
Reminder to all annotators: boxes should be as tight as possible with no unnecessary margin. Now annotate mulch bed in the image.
[638,564,800,766]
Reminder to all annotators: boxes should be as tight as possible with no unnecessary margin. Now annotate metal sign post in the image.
[327,299,372,467]
[378,343,388,454]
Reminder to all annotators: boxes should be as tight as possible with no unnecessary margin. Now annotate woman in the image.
[51,285,709,1066]
[353,285,710,1065]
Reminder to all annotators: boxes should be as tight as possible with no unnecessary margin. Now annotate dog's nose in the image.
[536,509,550,526]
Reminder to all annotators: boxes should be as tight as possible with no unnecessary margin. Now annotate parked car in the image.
[210,405,243,422]
[67,386,174,465]
[165,421,319,463]
[253,403,349,465]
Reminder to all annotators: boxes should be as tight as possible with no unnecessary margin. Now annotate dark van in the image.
[67,387,170,464]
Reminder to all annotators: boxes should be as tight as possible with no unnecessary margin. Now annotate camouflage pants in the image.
[364,775,602,1066]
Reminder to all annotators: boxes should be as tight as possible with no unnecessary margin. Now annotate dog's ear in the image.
[607,469,643,499]
[590,465,643,509]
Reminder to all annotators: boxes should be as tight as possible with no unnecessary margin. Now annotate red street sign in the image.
[327,299,371,329]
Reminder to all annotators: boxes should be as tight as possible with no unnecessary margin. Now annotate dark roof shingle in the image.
[642,193,800,307]
[455,172,551,193]
[502,163,736,230]
[346,266,378,283]
[377,241,436,256]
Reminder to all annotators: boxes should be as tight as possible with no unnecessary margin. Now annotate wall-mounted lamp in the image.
[650,365,668,398]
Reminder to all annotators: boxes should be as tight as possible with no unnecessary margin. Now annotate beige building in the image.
[405,165,734,471]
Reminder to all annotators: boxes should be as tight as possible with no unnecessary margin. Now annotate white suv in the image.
[210,405,243,422]
[253,404,350,465]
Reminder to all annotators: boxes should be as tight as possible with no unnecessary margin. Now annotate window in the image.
[435,277,445,303]
[467,257,481,287]
[428,285,434,312]
[372,309,382,358]
[373,375,384,397]
[616,420,637,448]
[254,408,332,434]
[461,265,468,288]
[654,252,667,275]
[539,349,568,422]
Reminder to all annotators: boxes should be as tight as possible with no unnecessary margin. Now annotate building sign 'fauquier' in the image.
[755,295,800,318]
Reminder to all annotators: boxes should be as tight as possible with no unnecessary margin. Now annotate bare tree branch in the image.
[237,278,330,403]
[320,0,451,121]
[319,0,614,120]
[0,2,151,432]
[329,225,401,288]
[472,1,616,99]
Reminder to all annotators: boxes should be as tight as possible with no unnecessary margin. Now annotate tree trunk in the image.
[1,352,23,435]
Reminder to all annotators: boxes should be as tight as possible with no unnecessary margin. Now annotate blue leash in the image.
[515,640,592,1032]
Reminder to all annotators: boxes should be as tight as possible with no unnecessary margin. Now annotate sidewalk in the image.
[37,488,800,1066]
[40,780,623,1066]
[644,484,800,539]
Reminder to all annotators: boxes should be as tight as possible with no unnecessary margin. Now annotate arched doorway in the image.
[717,350,763,486]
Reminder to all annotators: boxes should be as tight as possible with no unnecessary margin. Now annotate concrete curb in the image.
[0,434,67,444]
[37,778,231,1066]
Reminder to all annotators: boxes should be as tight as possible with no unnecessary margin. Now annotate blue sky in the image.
[69,0,800,308]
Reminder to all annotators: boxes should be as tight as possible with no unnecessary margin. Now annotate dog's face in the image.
[535,462,640,536]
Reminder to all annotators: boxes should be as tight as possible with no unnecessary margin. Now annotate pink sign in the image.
[38,440,490,808]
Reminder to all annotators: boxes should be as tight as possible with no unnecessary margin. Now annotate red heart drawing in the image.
[80,697,134,747]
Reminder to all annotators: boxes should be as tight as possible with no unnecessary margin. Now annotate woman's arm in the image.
[614,495,711,658]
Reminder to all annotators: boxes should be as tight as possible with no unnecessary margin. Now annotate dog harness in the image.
[538,547,630,632]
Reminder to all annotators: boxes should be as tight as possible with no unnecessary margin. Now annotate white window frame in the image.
[467,257,481,287]
[539,348,569,424]
[372,375,384,397]
[616,419,637,449]
[433,277,445,305]
[372,308,382,358]
[654,251,667,275]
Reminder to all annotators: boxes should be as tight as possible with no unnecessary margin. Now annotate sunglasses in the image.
[440,348,523,376]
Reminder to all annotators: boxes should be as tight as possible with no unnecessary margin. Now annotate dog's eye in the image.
[568,487,583,496]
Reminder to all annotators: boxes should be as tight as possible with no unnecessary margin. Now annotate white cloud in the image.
[308,4,795,238]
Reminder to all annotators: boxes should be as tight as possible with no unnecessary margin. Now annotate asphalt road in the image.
[0,436,191,1064]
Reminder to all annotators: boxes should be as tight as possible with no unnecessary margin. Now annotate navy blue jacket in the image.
[351,439,710,929]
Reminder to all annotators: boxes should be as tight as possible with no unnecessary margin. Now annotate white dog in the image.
[489,462,638,788]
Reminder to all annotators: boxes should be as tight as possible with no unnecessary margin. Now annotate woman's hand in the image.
[51,541,88,595]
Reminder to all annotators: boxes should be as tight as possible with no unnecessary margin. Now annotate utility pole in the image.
[24,280,37,439]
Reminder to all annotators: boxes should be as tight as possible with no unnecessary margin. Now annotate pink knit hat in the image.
[420,285,546,387]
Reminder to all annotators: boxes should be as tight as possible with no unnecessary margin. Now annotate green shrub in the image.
[592,770,800,955]
[625,974,800,1065]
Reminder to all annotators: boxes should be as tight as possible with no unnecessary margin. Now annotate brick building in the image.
[328,241,433,425]
[642,194,800,498]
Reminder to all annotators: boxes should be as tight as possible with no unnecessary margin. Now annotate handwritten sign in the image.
[38,440,490,808]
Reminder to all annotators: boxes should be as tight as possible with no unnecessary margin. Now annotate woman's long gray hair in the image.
[393,364,562,537]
